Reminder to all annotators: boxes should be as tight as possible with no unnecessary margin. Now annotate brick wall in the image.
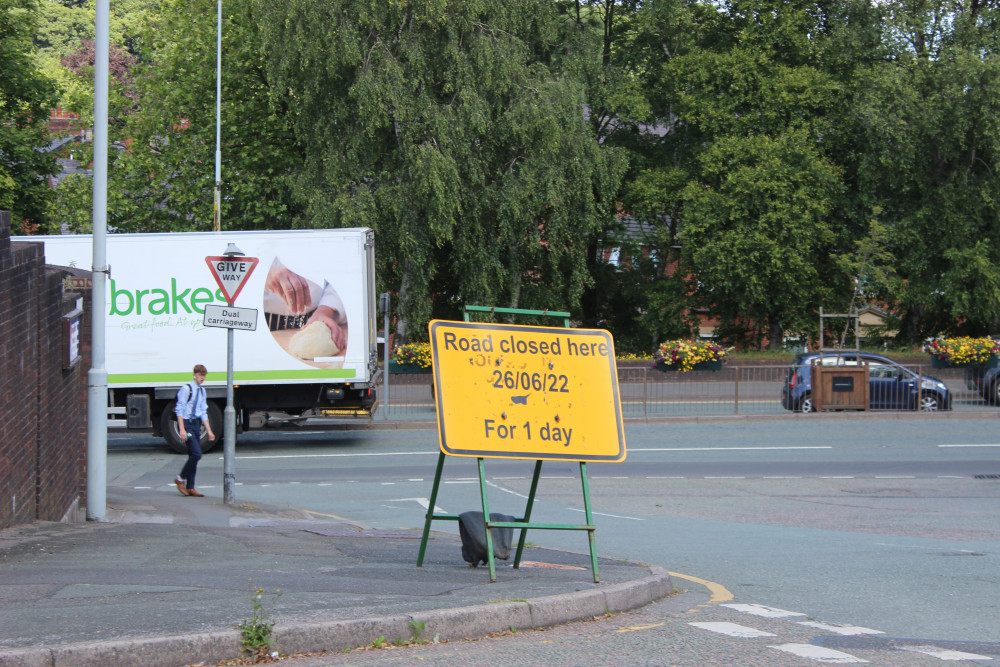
[0,211,89,529]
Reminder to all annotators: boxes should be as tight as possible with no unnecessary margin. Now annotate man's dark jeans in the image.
[179,418,202,490]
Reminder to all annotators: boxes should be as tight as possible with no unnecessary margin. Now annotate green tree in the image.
[681,131,841,349]
[52,0,303,233]
[855,0,1000,341]
[255,0,624,342]
[34,0,94,64]
[642,0,851,348]
[573,0,706,350]
[1,0,60,233]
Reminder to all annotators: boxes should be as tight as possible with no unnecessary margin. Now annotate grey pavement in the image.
[0,483,672,667]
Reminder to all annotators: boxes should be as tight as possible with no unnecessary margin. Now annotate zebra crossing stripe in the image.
[900,645,992,661]
[797,621,885,636]
[770,643,868,663]
[722,603,807,618]
[689,622,777,638]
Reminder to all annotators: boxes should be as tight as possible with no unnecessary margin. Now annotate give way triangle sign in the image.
[205,255,260,305]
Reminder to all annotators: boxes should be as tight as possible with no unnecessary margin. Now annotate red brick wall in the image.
[0,211,88,529]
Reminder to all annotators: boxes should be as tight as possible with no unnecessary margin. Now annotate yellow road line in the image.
[304,509,353,521]
[668,571,734,605]
[616,622,666,633]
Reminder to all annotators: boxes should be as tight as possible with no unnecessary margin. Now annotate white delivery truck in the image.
[27,228,379,452]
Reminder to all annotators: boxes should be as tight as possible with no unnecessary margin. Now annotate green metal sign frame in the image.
[416,305,602,583]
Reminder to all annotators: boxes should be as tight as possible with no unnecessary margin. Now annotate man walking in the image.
[174,364,215,497]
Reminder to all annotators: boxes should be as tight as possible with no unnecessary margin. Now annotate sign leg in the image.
[513,459,543,568]
[579,462,600,583]
[477,457,497,582]
[417,452,447,567]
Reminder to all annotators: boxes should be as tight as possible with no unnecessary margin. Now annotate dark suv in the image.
[781,352,952,413]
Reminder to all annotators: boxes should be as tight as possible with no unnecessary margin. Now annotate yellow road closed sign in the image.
[429,320,626,462]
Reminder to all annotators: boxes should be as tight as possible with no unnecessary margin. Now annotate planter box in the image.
[654,359,724,372]
[930,355,999,369]
[388,360,432,374]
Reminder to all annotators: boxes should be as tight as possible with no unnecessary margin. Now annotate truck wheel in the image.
[161,401,223,454]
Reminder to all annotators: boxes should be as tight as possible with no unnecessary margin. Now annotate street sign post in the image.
[205,255,259,305]
[205,246,258,505]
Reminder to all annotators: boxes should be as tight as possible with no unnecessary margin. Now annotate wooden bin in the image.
[812,360,869,411]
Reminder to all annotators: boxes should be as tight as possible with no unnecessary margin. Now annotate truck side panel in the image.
[32,229,375,386]
[24,229,378,440]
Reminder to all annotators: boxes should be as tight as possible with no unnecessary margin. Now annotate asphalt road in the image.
[110,417,1000,665]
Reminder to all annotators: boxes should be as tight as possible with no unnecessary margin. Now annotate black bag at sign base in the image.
[458,511,516,566]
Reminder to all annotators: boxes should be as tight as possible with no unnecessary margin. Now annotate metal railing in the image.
[377,363,997,421]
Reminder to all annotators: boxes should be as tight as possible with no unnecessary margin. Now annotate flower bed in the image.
[924,337,999,368]
[390,342,433,373]
[652,339,729,372]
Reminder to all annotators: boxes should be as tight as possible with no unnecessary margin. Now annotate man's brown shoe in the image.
[187,489,205,497]
[174,479,188,496]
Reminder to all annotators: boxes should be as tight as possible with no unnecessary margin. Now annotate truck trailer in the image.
[22,228,379,452]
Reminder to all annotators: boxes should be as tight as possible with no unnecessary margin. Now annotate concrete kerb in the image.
[0,630,243,667]
[1,571,674,667]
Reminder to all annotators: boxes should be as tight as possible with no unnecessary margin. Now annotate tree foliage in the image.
[23,0,1000,348]
[254,0,625,341]
[1,0,60,233]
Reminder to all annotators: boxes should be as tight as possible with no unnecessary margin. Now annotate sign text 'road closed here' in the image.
[429,320,626,462]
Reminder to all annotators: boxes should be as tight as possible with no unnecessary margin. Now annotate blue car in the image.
[781,352,951,413]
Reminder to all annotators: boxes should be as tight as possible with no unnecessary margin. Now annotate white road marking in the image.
[797,621,884,636]
[939,444,1000,448]
[387,497,445,513]
[769,643,868,663]
[722,603,807,618]
[568,508,644,520]
[486,480,530,500]
[900,645,992,661]
[632,446,833,451]
[689,622,776,638]
[229,450,438,460]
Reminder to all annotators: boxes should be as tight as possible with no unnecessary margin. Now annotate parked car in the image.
[975,365,1000,404]
[781,352,952,413]
[966,336,1000,393]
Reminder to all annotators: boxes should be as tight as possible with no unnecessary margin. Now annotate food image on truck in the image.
[262,256,350,370]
